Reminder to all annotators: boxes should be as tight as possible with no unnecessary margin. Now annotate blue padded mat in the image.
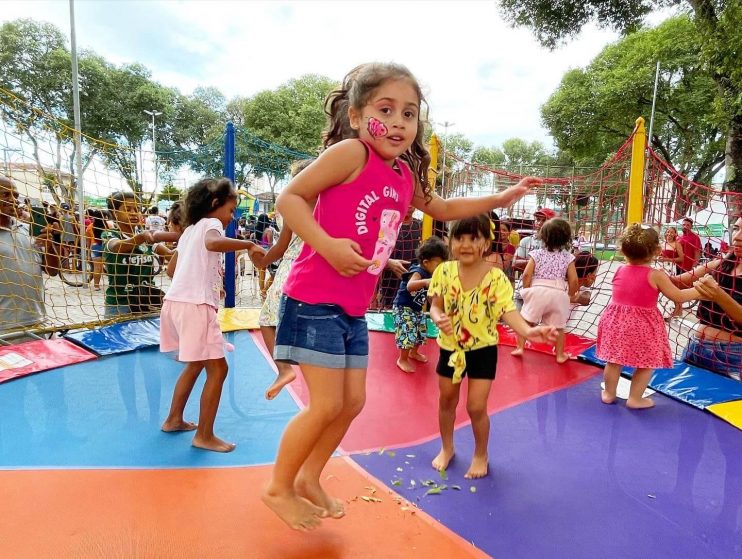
[0,331,297,469]
[65,318,161,355]
[580,345,742,408]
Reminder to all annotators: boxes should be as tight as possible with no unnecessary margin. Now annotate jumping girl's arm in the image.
[566,261,578,298]
[412,176,542,220]
[502,310,558,344]
[430,295,453,336]
[252,223,294,269]
[406,272,428,293]
[166,249,178,278]
[276,140,374,277]
[694,276,742,323]
[651,269,702,303]
[521,258,535,289]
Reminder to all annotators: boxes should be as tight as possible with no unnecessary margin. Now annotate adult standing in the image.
[0,175,59,335]
[678,217,702,273]
[512,208,555,272]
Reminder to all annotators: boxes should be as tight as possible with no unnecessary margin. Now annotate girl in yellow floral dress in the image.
[429,215,557,479]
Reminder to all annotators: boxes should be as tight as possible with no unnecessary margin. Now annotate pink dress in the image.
[596,264,673,369]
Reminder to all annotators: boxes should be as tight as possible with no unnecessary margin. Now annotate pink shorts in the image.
[160,300,225,362]
[520,279,570,329]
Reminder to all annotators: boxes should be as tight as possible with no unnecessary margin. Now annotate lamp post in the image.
[438,121,454,195]
[143,109,162,194]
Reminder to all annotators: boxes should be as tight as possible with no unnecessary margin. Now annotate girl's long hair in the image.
[323,62,431,201]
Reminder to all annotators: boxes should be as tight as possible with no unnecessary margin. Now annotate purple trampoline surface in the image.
[353,377,742,559]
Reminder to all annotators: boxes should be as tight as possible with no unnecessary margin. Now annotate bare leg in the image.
[295,368,366,519]
[261,325,296,400]
[92,260,103,289]
[162,361,202,432]
[602,362,621,404]
[627,368,655,409]
[465,378,492,479]
[555,330,569,363]
[396,348,416,373]
[262,364,345,530]
[191,358,235,452]
[432,375,460,471]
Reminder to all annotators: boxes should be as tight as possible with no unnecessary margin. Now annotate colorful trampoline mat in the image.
[1,329,740,558]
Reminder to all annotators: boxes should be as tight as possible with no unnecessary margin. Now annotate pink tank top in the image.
[283,141,414,317]
[610,264,658,308]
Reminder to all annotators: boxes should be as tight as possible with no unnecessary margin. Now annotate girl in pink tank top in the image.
[263,62,543,531]
[596,224,703,409]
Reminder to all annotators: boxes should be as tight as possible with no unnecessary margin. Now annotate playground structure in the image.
[1,87,741,558]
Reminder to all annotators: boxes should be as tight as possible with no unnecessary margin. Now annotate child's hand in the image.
[527,325,558,345]
[693,276,720,301]
[499,177,543,207]
[322,238,374,277]
[247,244,266,266]
[433,314,454,336]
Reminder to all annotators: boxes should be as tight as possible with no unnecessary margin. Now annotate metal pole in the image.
[144,110,162,197]
[223,122,236,308]
[69,0,87,281]
[647,61,661,152]
[439,121,454,196]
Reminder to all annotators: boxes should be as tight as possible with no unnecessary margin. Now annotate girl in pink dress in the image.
[597,224,703,408]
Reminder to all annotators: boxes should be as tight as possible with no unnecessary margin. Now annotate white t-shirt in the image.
[164,218,224,308]
[146,215,166,232]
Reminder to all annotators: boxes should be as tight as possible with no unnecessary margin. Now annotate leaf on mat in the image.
[392,480,402,486]
[439,469,448,481]
[386,451,396,457]
[425,487,442,496]
[470,486,477,493]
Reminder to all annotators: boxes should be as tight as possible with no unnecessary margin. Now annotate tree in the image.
[500,0,742,199]
[542,16,723,196]
[157,183,182,201]
[233,74,335,202]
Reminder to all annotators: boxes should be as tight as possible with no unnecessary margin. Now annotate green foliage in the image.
[541,15,724,185]
[157,183,182,202]
[500,0,742,192]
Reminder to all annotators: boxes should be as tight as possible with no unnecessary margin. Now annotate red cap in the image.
[534,208,556,219]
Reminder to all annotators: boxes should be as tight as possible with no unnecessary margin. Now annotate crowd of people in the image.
[1,61,740,532]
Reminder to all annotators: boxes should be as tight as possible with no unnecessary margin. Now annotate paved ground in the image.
[42,267,263,332]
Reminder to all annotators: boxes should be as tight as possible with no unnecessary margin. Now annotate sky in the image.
[3,0,632,150]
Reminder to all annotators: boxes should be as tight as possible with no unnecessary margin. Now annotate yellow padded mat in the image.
[707,400,742,431]
[218,307,261,332]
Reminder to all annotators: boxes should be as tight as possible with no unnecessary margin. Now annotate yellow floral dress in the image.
[428,261,515,383]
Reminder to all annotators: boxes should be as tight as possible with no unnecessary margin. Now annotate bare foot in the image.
[601,390,616,404]
[295,476,345,519]
[396,358,416,373]
[262,489,325,531]
[265,367,297,400]
[409,351,428,363]
[464,454,489,479]
[191,435,236,453]
[627,397,655,409]
[510,348,524,357]
[556,353,571,364]
[161,419,197,432]
[431,448,455,471]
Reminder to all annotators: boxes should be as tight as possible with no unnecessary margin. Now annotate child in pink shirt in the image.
[160,178,262,453]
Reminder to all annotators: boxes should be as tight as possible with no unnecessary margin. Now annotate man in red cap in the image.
[513,207,555,272]
[671,217,702,318]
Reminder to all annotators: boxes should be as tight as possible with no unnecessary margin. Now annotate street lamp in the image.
[143,109,163,194]
[435,121,455,195]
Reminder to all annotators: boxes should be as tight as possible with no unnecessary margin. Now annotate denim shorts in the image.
[274,296,369,369]
[683,337,742,380]
[91,243,104,260]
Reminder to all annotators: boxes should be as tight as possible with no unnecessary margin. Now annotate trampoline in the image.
[0,328,740,558]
